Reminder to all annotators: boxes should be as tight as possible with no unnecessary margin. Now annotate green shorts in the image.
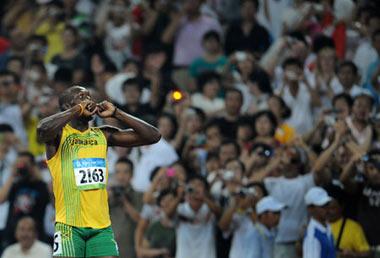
[53,222,119,257]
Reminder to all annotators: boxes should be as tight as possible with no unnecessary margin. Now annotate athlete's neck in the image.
[70,119,89,132]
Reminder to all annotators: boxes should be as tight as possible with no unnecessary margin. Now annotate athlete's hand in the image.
[97,101,117,118]
[80,100,98,117]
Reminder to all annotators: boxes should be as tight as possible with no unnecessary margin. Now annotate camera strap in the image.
[335,217,347,250]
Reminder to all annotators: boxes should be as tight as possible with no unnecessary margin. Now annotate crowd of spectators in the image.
[0,0,380,257]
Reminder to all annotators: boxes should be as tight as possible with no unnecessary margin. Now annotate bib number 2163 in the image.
[73,158,106,190]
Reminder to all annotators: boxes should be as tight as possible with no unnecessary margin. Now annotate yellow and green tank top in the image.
[47,124,110,228]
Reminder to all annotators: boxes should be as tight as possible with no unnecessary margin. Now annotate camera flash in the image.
[172,90,183,101]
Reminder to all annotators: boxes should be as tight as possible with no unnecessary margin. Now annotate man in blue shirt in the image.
[303,187,336,258]
[250,196,285,258]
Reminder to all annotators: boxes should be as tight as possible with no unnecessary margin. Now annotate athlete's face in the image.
[71,88,97,120]
[71,88,94,106]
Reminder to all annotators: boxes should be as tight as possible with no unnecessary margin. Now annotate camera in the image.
[169,178,179,192]
[233,187,256,197]
[361,155,370,162]
[222,170,235,181]
[362,155,380,170]
[235,51,247,62]
[371,113,380,124]
[195,134,206,146]
[186,185,194,194]
[285,70,299,81]
[111,186,126,199]
[259,148,273,158]
[165,168,180,191]
[286,36,300,46]
[252,144,274,158]
[166,167,176,178]
[16,165,30,178]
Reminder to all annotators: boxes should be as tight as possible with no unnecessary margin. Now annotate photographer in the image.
[256,124,340,258]
[109,157,142,258]
[139,189,176,258]
[0,151,49,246]
[340,146,380,249]
[218,182,268,258]
[208,158,247,258]
[345,94,374,152]
[207,158,247,203]
[242,142,276,180]
[165,175,221,258]
[305,93,353,153]
[136,164,186,257]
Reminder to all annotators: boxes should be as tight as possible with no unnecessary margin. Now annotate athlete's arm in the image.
[97,101,161,147]
[36,100,96,143]
[36,105,81,143]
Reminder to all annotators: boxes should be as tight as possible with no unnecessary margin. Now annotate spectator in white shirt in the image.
[96,0,137,69]
[191,71,225,115]
[131,138,179,192]
[1,217,51,258]
[276,58,315,134]
[257,0,292,40]
[219,184,279,258]
[166,175,221,258]
[345,93,374,151]
[303,187,335,258]
[307,44,342,112]
[262,134,339,258]
[353,13,380,84]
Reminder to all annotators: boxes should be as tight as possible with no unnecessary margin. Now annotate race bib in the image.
[53,231,62,256]
[73,158,106,190]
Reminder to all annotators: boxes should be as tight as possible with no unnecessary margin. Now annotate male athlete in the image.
[37,86,161,258]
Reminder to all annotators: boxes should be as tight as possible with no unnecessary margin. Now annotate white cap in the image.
[304,187,332,206]
[352,88,374,99]
[256,196,285,215]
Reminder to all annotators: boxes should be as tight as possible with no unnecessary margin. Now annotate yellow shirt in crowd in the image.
[26,117,46,157]
[35,22,65,63]
[275,123,296,144]
[330,218,370,253]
